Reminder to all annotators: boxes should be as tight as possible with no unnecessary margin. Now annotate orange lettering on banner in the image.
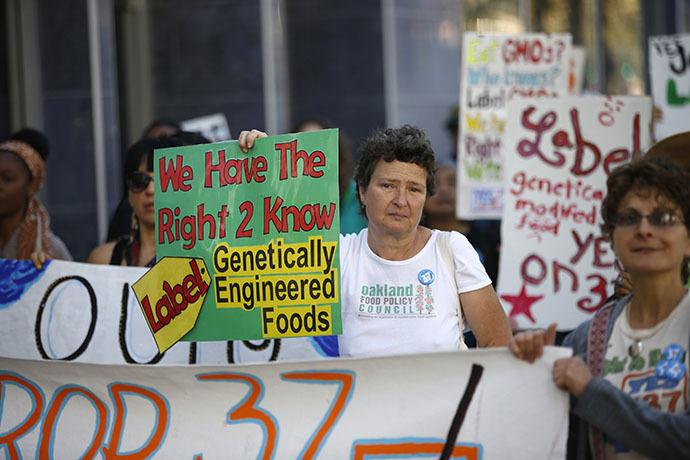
[40,386,108,458]
[102,383,169,459]
[0,374,45,460]
[281,371,354,460]
[197,373,278,460]
[352,442,479,460]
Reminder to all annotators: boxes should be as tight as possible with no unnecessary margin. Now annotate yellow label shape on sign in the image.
[132,257,211,353]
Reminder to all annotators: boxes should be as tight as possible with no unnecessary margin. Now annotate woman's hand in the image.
[508,322,557,363]
[552,356,593,397]
[238,129,268,153]
[30,251,49,270]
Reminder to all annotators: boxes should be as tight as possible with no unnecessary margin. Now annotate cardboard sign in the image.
[180,112,232,141]
[457,33,572,219]
[0,347,571,458]
[497,96,652,330]
[0,259,339,364]
[154,129,341,343]
[649,33,690,140]
[132,257,210,352]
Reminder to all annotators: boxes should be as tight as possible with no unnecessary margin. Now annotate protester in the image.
[0,129,72,267]
[88,138,169,267]
[510,156,690,459]
[612,130,690,299]
[239,125,512,358]
[422,163,479,242]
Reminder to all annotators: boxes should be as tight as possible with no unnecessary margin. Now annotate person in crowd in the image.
[106,129,209,243]
[612,130,690,299]
[422,162,479,243]
[510,156,690,459]
[106,119,184,242]
[239,125,512,358]
[88,138,168,267]
[292,118,367,234]
[0,129,72,267]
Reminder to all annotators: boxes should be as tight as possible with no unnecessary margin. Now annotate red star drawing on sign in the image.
[500,285,543,324]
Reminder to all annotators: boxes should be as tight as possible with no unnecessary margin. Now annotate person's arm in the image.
[575,377,690,459]
[461,284,512,347]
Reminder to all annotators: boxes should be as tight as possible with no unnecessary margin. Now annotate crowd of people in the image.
[2,113,689,458]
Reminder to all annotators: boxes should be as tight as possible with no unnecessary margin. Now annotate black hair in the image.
[354,125,436,217]
[140,119,180,140]
[170,130,211,146]
[10,128,50,161]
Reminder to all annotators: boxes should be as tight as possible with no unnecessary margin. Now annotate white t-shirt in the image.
[338,228,491,358]
[602,291,690,459]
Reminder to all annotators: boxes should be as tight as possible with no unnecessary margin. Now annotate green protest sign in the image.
[152,129,341,342]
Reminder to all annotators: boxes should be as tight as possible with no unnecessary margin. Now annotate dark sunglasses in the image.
[613,211,684,228]
[127,172,154,193]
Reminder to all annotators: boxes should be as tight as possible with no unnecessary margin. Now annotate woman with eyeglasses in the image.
[88,138,167,267]
[510,156,690,459]
[0,129,72,268]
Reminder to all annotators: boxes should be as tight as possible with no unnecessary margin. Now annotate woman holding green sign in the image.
[239,126,512,358]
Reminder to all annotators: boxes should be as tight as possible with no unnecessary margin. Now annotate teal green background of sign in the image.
[154,129,341,341]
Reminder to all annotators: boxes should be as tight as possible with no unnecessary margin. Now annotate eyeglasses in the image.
[613,211,685,228]
[126,172,154,193]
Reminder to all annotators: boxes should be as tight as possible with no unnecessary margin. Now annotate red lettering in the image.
[205,149,227,187]
[518,107,564,166]
[593,236,614,268]
[570,230,594,264]
[553,261,578,292]
[155,293,174,325]
[141,296,164,333]
[158,208,174,244]
[570,109,602,176]
[276,140,296,180]
[198,204,216,241]
[577,274,608,312]
[189,259,209,297]
[521,254,547,285]
[217,205,229,238]
[159,155,193,192]
[163,280,187,315]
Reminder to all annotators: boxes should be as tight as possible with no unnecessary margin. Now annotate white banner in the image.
[497,96,652,330]
[457,33,572,219]
[0,347,570,459]
[0,259,337,365]
[649,33,690,141]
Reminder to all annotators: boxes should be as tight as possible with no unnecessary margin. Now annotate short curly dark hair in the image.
[601,155,690,283]
[354,125,436,217]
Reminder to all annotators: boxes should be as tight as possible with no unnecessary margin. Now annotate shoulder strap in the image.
[586,298,616,460]
[437,232,465,343]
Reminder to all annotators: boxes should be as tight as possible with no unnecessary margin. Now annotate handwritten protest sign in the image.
[0,259,338,364]
[0,347,570,458]
[649,33,690,140]
[132,257,211,352]
[497,96,651,330]
[147,129,341,344]
[457,33,572,219]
